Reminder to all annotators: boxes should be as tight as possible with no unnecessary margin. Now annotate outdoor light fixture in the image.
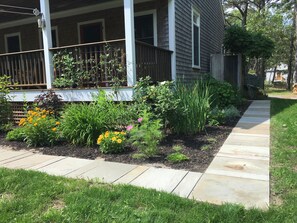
[37,18,45,29]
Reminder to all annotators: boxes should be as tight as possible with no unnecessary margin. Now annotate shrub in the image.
[97,131,127,154]
[61,91,133,146]
[206,76,242,108]
[133,77,180,126]
[0,76,12,129]
[19,108,60,147]
[169,81,211,135]
[34,90,63,116]
[127,111,163,159]
[6,128,25,142]
[209,106,240,125]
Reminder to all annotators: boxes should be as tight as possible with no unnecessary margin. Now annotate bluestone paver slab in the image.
[78,161,137,183]
[2,154,60,169]
[232,126,269,135]
[0,150,32,162]
[114,166,149,184]
[224,134,270,147]
[172,172,202,198]
[235,122,270,131]
[130,167,188,193]
[238,117,270,125]
[190,173,269,210]
[206,156,269,181]
[0,152,34,165]
[38,157,93,176]
[218,144,269,160]
[28,156,66,170]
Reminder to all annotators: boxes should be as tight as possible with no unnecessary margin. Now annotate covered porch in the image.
[0,0,175,96]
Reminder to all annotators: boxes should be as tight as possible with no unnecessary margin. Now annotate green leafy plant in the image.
[61,91,133,146]
[6,127,25,142]
[208,105,240,125]
[128,111,163,159]
[133,77,180,127]
[166,145,189,163]
[19,108,60,147]
[169,81,211,135]
[97,131,127,154]
[0,75,12,129]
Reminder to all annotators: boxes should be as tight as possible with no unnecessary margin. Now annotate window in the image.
[5,33,21,53]
[192,9,200,68]
[135,14,154,45]
[79,20,104,44]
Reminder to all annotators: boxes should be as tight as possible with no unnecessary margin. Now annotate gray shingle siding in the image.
[175,0,224,82]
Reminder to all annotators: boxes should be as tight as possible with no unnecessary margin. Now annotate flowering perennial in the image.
[97,131,126,154]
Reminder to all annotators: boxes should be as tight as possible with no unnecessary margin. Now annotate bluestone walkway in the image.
[0,100,270,209]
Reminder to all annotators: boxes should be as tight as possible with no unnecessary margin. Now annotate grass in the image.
[265,86,296,98]
[0,98,296,222]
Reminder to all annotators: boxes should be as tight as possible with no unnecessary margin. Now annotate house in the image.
[266,63,288,84]
[0,0,224,102]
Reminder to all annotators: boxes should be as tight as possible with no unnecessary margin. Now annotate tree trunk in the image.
[272,66,277,83]
[260,58,266,89]
[288,0,297,85]
[287,11,295,90]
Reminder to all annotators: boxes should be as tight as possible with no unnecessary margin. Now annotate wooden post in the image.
[168,0,176,81]
[124,0,136,87]
[40,0,54,89]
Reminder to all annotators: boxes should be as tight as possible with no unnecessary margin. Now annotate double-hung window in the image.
[192,9,200,68]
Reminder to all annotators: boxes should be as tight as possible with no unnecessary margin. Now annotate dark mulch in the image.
[0,101,251,173]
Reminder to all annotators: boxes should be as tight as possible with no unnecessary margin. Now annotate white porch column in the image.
[124,0,137,87]
[168,0,176,81]
[40,0,54,89]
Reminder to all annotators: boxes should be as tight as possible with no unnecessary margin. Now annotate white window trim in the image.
[4,32,22,53]
[77,19,106,44]
[192,8,201,69]
[135,9,158,46]
[39,26,59,48]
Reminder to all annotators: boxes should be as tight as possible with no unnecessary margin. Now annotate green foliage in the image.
[206,76,242,109]
[128,111,163,158]
[19,108,60,147]
[169,81,211,135]
[0,76,12,128]
[97,131,127,154]
[224,25,274,59]
[167,145,189,163]
[6,128,25,142]
[61,91,133,146]
[133,77,180,126]
[209,106,240,125]
[34,90,63,116]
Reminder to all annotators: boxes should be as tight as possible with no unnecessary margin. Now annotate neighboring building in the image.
[266,64,288,84]
[0,0,224,102]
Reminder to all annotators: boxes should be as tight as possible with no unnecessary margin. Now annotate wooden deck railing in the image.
[0,49,46,89]
[136,41,172,82]
[50,39,127,87]
[0,39,172,89]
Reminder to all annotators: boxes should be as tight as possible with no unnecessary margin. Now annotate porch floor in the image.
[0,101,270,209]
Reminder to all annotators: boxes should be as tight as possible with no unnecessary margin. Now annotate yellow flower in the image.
[117,139,122,144]
[28,111,33,115]
[111,137,117,141]
[19,118,26,126]
[120,131,126,135]
[42,110,47,114]
[52,128,57,132]
[105,131,110,138]
[35,107,40,111]
[42,115,46,119]
[97,139,102,144]
[34,123,38,127]
[114,131,120,135]
[56,121,61,126]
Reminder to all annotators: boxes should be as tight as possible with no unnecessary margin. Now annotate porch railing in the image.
[0,49,46,89]
[136,41,172,82]
[0,39,172,89]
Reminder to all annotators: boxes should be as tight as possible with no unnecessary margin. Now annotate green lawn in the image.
[0,99,296,223]
[266,87,296,98]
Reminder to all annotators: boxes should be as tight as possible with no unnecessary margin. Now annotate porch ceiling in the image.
[0,0,111,24]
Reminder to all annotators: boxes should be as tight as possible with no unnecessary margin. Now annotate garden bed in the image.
[0,102,250,172]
